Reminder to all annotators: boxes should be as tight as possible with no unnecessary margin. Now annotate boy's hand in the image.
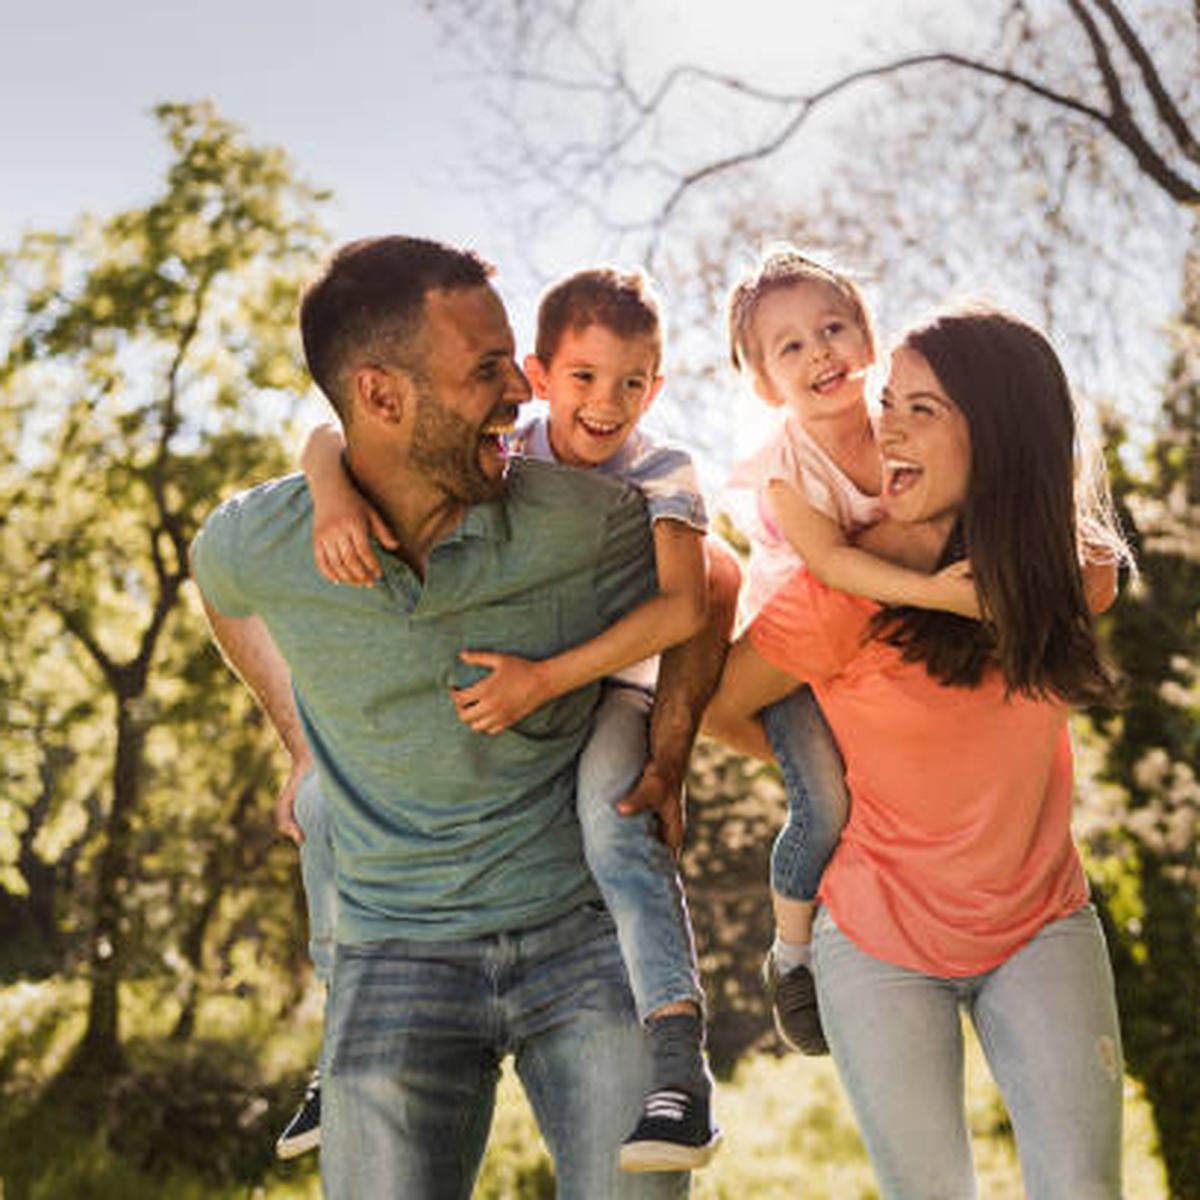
[451,651,554,734]
[313,492,398,587]
[618,759,685,858]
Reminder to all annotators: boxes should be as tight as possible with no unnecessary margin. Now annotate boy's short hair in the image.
[300,236,493,420]
[727,247,874,373]
[534,267,663,368]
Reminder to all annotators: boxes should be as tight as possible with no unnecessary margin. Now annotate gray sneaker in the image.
[762,952,829,1056]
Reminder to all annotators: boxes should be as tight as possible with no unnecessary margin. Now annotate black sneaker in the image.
[762,951,829,1055]
[618,1087,722,1172]
[276,1068,321,1159]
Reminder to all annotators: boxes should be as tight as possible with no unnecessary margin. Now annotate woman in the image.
[706,307,1129,1199]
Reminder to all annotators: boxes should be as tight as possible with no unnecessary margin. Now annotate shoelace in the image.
[641,1088,690,1123]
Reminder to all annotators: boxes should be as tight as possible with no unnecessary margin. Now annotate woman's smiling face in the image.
[876,345,971,535]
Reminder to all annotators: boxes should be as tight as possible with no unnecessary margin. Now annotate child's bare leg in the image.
[772,892,816,947]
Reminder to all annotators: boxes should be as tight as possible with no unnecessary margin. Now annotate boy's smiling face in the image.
[525,323,664,468]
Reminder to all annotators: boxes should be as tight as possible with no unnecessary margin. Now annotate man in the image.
[191,236,694,1197]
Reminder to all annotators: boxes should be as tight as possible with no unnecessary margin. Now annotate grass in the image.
[0,979,1170,1199]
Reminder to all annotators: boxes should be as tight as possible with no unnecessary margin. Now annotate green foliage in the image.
[0,100,328,1067]
[1077,226,1200,1198]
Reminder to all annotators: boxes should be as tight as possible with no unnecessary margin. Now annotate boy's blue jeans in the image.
[294,769,336,987]
[812,905,1124,1199]
[762,686,850,902]
[576,683,703,1021]
[322,903,690,1199]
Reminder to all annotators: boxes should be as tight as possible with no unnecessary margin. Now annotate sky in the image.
[2,0,909,470]
[1,0,891,258]
[2,1,1185,473]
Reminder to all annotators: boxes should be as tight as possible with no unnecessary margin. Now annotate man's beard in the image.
[409,390,507,504]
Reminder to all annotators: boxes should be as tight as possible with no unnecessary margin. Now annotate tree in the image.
[0,101,328,1074]
[1081,222,1200,1196]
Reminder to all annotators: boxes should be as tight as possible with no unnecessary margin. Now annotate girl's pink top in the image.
[750,569,1088,977]
[723,415,882,628]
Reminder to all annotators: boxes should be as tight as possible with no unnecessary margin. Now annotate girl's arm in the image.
[452,521,707,735]
[766,479,982,619]
[301,423,397,586]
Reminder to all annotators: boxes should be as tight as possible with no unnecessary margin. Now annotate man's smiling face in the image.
[408,285,531,503]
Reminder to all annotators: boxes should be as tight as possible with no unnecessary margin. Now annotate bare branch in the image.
[1090,0,1199,161]
[644,42,1199,239]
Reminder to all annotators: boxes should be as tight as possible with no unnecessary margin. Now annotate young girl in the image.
[720,248,978,1055]
[707,306,1128,1196]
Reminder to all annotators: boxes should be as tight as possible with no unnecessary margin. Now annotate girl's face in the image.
[876,345,970,534]
[748,281,873,424]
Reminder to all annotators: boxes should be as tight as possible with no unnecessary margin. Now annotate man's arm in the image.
[618,538,742,854]
[198,594,313,844]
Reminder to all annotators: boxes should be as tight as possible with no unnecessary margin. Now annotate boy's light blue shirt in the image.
[510,414,708,532]
[192,458,657,942]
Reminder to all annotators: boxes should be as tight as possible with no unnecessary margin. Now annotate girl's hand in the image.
[313,490,398,587]
[929,559,982,618]
[451,651,554,734]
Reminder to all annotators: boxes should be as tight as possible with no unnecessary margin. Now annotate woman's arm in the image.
[766,479,982,619]
[452,522,708,734]
[701,633,800,761]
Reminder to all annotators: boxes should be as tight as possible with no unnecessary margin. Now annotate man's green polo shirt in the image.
[191,458,657,942]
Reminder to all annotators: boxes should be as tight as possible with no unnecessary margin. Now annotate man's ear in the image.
[352,364,413,425]
[523,354,551,399]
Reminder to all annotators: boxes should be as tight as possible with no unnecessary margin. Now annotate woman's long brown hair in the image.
[870,308,1125,706]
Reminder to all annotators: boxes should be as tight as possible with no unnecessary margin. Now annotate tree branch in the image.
[1090,0,1199,161]
[646,43,1199,240]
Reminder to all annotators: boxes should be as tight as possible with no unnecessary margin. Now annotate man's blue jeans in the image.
[321,903,690,1199]
[813,904,1124,1199]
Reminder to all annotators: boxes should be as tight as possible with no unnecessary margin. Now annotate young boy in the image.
[292,268,722,1172]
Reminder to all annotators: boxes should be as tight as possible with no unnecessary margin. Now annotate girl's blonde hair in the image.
[727,247,875,373]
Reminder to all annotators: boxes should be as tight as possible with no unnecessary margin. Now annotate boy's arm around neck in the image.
[454,519,710,735]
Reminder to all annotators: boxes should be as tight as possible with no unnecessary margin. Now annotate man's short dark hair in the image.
[300,236,494,419]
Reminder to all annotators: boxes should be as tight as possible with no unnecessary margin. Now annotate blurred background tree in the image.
[0,100,329,1179]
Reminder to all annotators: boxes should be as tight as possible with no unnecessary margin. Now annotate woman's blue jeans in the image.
[321,903,690,1199]
[812,904,1124,1199]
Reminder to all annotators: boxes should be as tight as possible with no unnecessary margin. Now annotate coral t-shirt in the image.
[749,569,1088,977]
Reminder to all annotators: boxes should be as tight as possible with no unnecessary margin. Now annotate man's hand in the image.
[275,757,314,846]
[618,759,686,858]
